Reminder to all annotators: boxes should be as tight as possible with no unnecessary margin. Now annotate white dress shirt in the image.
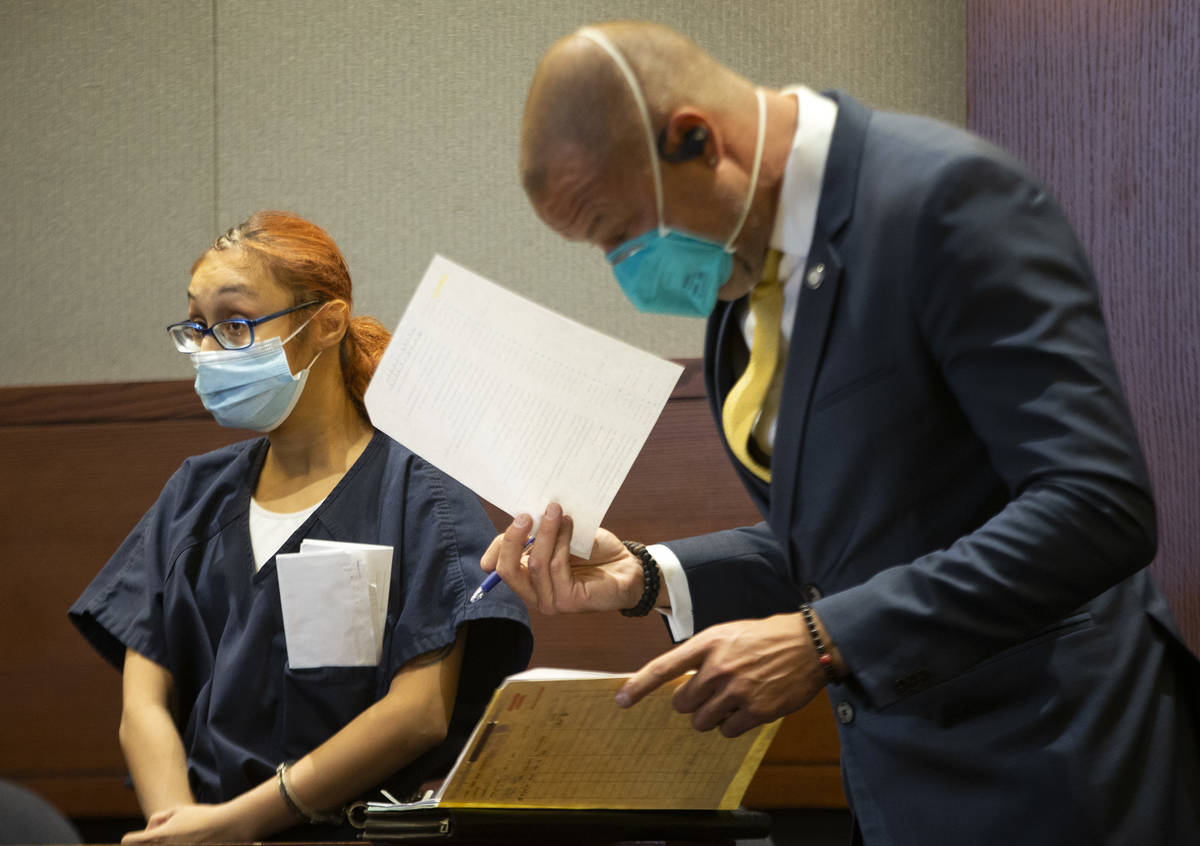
[651,86,838,640]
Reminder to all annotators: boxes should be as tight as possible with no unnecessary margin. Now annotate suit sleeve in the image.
[813,153,1157,708]
[663,521,803,632]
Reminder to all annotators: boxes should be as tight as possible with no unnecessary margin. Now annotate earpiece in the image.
[656,125,710,164]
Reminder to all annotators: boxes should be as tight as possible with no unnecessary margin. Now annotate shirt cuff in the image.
[648,543,693,641]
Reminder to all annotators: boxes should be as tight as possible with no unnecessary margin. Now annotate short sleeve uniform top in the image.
[69,429,532,804]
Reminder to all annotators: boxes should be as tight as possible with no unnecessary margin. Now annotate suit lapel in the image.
[705,299,771,508]
[707,299,741,409]
[768,92,871,550]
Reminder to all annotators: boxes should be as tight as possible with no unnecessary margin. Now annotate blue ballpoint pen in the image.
[469,535,534,603]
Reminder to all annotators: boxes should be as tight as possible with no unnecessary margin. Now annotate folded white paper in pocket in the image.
[300,539,394,663]
[276,549,377,669]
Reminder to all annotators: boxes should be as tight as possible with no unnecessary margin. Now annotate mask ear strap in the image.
[723,88,766,252]
[577,27,665,233]
[298,349,322,376]
[281,303,328,346]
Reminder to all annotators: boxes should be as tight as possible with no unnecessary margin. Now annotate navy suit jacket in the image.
[665,93,1199,844]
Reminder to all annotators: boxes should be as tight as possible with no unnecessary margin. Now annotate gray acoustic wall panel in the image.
[0,0,964,386]
[0,0,215,386]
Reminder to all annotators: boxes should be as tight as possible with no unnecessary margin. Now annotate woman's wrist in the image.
[276,759,344,826]
[225,774,306,840]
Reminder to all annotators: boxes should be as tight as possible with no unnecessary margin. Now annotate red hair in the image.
[194,210,389,416]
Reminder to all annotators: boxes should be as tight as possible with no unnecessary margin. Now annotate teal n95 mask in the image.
[578,27,766,318]
[191,314,322,432]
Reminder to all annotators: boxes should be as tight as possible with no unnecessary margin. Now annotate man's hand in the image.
[120,803,252,844]
[480,503,643,615]
[615,612,828,737]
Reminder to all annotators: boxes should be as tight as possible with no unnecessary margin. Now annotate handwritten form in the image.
[433,669,780,810]
[364,255,683,557]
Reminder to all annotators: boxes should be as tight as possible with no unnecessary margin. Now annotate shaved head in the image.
[520,21,750,203]
[520,21,794,302]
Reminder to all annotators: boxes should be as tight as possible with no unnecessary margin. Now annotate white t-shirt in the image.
[249,497,322,570]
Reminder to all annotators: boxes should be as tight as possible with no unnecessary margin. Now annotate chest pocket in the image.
[275,664,377,759]
[811,365,898,414]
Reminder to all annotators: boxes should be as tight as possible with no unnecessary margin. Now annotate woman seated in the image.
[70,211,531,842]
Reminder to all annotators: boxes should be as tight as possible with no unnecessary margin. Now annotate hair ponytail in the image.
[340,315,391,416]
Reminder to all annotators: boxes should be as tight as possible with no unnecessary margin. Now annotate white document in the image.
[299,539,393,662]
[276,549,377,669]
[364,255,683,557]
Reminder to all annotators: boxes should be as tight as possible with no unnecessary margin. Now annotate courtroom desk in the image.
[71,839,739,846]
[72,810,853,845]
[75,841,741,846]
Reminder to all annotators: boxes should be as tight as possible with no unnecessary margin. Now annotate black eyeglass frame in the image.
[166,299,322,352]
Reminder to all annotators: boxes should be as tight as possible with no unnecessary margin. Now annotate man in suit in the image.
[484,21,1200,844]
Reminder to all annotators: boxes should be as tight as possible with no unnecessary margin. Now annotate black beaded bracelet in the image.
[620,541,661,617]
[799,603,839,683]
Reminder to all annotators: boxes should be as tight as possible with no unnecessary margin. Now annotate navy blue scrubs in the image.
[70,429,532,820]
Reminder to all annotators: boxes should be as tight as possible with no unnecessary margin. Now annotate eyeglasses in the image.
[167,300,321,352]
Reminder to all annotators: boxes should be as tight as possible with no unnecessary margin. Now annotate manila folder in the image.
[436,668,780,811]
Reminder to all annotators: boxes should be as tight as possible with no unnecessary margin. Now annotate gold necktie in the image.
[722,249,784,483]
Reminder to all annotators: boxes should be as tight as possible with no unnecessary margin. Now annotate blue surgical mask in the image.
[581,28,767,318]
[606,228,737,317]
[191,316,321,432]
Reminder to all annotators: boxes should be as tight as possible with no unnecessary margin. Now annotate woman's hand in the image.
[119,632,468,843]
[481,503,645,615]
[120,803,255,844]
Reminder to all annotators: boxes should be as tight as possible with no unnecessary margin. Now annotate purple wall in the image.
[967,0,1200,650]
